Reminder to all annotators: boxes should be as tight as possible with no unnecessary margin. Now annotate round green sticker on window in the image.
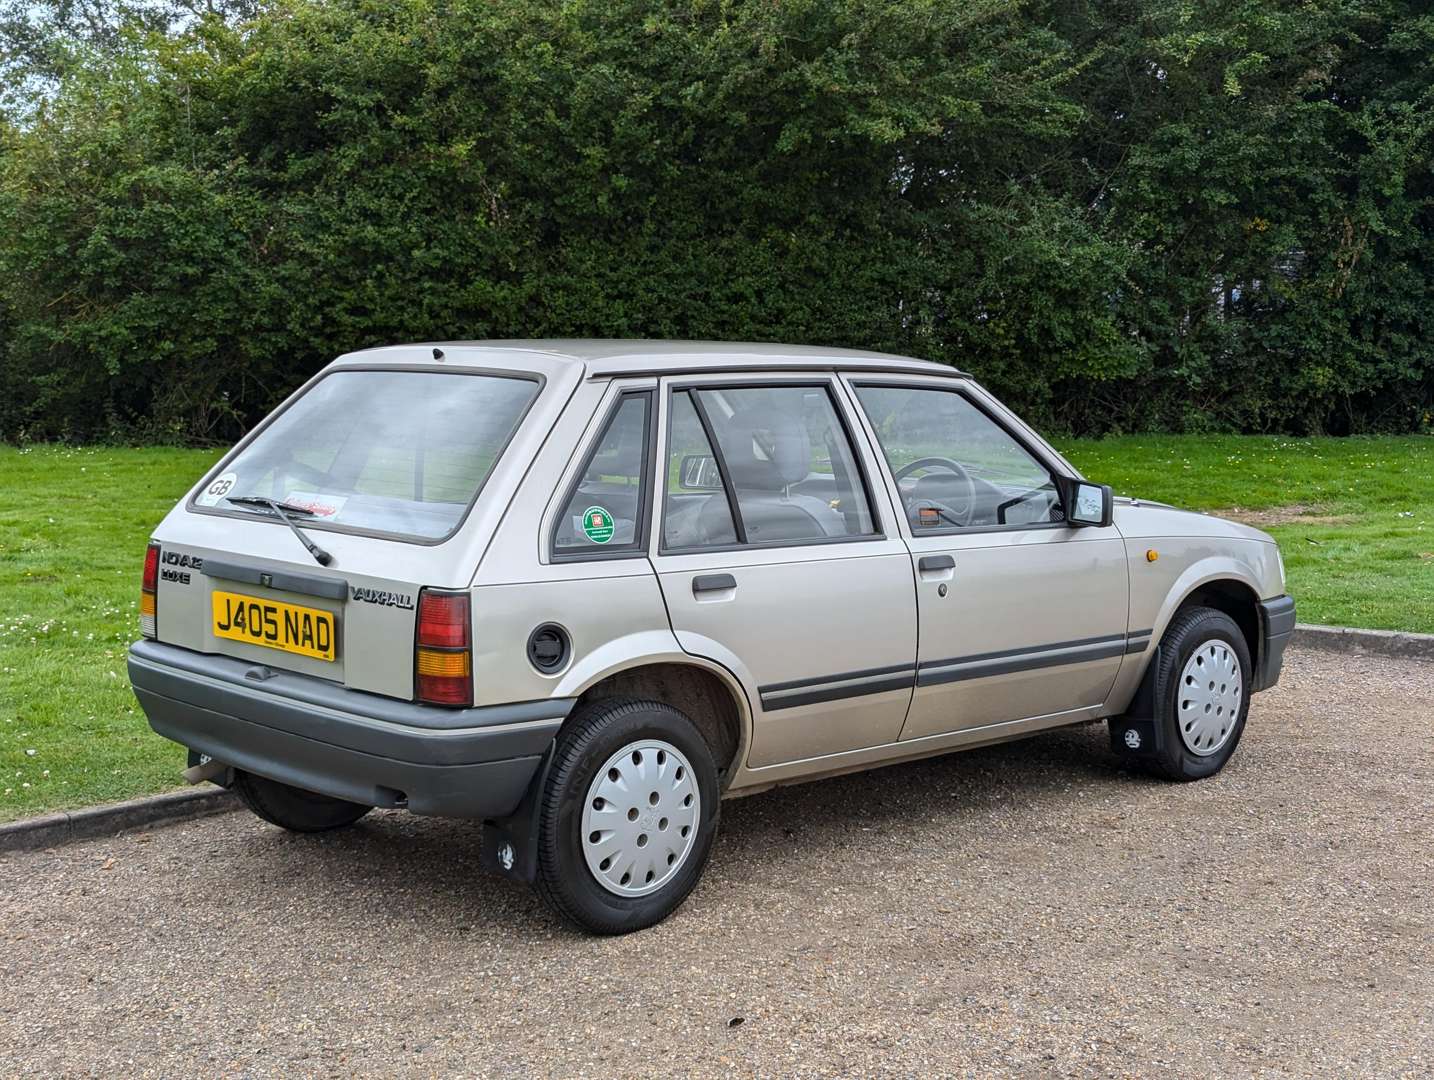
[581,506,615,544]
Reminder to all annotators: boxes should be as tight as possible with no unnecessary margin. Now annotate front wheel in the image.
[534,698,720,934]
[1141,606,1252,781]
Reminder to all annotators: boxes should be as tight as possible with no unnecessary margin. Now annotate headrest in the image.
[719,405,811,491]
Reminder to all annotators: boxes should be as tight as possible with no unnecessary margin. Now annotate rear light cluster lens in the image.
[140,542,160,638]
[416,592,469,649]
[415,589,472,706]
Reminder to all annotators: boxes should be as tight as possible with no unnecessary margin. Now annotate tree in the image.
[1,0,1430,441]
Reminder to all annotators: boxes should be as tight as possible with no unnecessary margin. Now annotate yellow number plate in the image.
[211,590,337,661]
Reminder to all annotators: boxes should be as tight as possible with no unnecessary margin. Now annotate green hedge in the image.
[2,0,1431,442]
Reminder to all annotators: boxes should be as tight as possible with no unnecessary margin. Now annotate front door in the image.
[849,379,1130,741]
[649,376,917,768]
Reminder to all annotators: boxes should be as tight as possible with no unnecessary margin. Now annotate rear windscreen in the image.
[192,369,540,541]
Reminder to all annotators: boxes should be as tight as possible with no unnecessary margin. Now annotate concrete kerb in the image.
[1292,623,1434,661]
[0,787,236,854]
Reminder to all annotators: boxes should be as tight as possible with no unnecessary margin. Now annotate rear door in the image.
[649,375,917,769]
[848,377,1130,741]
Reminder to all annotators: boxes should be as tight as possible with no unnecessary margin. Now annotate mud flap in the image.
[480,744,555,884]
[1109,644,1166,760]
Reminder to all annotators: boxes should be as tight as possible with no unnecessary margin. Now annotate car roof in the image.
[341,339,968,380]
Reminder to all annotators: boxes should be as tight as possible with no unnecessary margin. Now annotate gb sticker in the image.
[195,471,238,507]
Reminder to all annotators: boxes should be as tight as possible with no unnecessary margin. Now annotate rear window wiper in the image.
[227,496,318,516]
[226,496,334,567]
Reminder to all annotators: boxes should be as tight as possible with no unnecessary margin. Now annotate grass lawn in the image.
[1,446,222,822]
[1,435,1430,822]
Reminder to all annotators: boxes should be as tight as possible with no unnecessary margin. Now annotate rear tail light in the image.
[140,542,160,638]
[415,589,472,706]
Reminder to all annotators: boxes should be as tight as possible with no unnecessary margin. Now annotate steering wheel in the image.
[892,456,976,528]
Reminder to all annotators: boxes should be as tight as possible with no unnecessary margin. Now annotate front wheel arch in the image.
[1173,578,1262,677]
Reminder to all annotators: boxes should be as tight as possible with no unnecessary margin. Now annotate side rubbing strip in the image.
[758,629,1154,710]
[759,663,916,712]
[1125,629,1153,654]
[917,632,1141,688]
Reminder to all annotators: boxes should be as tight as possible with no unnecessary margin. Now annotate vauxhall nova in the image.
[128,341,1294,933]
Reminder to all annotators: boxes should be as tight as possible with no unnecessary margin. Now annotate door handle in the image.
[692,573,737,595]
[918,555,955,573]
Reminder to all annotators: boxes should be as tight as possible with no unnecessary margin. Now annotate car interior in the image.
[662,390,868,548]
[561,382,1069,553]
[892,460,1064,529]
[553,397,648,550]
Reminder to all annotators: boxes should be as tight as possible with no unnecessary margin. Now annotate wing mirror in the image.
[1058,477,1113,528]
[679,454,723,491]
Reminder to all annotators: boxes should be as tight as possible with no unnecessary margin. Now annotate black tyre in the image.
[535,698,720,935]
[233,771,372,832]
[1142,606,1252,781]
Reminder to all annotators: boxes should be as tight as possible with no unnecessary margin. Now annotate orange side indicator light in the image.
[1146,549,1159,562]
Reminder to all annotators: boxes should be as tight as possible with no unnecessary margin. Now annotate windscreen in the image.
[193,369,540,541]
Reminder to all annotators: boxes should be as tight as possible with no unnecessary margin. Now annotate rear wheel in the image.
[233,771,372,832]
[535,698,719,934]
[1142,606,1252,781]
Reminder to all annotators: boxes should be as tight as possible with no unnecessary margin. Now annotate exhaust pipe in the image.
[182,758,228,785]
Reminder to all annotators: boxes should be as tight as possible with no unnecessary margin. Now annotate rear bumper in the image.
[1254,594,1296,692]
[128,640,574,818]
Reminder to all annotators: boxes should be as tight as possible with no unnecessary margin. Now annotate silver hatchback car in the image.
[128,341,1294,933]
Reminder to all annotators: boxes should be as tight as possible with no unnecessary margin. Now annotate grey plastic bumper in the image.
[128,640,574,818]
[1254,594,1296,692]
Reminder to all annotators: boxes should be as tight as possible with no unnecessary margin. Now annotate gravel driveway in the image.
[3,647,1431,1078]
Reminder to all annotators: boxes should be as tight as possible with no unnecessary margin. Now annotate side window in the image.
[663,384,877,549]
[854,385,1063,530]
[662,391,739,549]
[553,391,652,556]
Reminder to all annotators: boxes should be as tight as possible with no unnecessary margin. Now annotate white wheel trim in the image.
[1177,638,1243,757]
[581,739,701,898]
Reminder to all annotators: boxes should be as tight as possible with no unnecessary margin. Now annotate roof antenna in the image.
[432,347,445,361]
